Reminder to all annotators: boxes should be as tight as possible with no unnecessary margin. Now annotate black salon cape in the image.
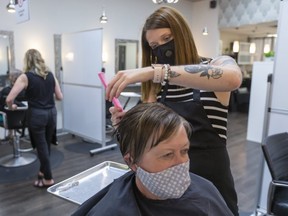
[71,171,233,216]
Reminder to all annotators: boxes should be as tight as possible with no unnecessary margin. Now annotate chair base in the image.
[0,152,37,167]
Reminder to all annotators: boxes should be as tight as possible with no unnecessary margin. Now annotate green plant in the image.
[264,51,275,58]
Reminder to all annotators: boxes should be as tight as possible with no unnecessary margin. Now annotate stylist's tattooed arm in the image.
[170,70,181,79]
[184,65,223,79]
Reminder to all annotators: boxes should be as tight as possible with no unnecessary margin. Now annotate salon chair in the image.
[262,132,288,216]
[0,107,37,167]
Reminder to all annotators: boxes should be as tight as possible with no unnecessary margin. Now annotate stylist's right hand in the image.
[109,106,126,128]
[106,67,153,101]
[10,104,18,110]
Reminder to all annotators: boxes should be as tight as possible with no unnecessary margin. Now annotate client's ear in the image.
[123,153,137,171]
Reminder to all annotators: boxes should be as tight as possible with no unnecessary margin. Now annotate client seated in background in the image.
[72,103,233,216]
[0,69,26,110]
[0,69,26,140]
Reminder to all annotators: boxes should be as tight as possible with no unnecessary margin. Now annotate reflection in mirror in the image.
[0,31,15,76]
[115,39,138,73]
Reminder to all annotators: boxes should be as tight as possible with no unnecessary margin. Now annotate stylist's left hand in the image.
[106,67,153,101]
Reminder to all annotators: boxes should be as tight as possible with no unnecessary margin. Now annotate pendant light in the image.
[202,27,208,36]
[233,41,240,53]
[152,0,179,4]
[100,9,108,24]
[7,0,16,13]
[249,43,256,54]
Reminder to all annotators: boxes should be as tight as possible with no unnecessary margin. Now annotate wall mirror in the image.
[115,39,138,73]
[0,31,15,77]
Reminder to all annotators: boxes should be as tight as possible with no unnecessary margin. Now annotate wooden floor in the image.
[0,111,264,216]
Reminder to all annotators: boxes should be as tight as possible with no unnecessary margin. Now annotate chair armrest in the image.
[4,105,28,111]
[272,180,288,188]
[267,180,288,214]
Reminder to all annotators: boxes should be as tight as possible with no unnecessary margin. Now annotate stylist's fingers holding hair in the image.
[109,106,126,128]
[106,71,129,100]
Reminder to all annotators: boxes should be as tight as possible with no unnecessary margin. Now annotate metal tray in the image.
[47,161,130,205]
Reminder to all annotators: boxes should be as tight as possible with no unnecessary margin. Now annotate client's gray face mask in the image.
[136,160,191,200]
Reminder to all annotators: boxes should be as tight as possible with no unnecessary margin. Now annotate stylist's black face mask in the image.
[152,39,175,65]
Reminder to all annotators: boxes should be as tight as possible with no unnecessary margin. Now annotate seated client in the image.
[0,69,26,111]
[72,103,233,216]
[0,70,26,139]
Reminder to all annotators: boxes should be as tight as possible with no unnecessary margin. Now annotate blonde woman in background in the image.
[6,49,63,188]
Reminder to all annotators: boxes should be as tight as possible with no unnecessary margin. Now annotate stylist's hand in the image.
[11,104,18,110]
[109,106,126,128]
[106,67,153,101]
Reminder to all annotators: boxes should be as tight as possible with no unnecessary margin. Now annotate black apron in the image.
[159,83,239,216]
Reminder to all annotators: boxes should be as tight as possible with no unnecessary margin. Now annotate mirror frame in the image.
[54,34,62,82]
[0,30,15,73]
[115,39,139,73]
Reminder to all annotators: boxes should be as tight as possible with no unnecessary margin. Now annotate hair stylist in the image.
[6,49,63,188]
[107,6,242,216]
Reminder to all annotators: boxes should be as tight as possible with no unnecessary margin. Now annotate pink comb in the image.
[98,72,123,111]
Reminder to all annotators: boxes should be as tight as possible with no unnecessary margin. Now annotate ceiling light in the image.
[152,0,179,4]
[263,44,271,54]
[100,10,108,24]
[7,0,16,13]
[267,34,277,38]
[233,41,239,53]
[249,43,256,54]
[202,27,208,36]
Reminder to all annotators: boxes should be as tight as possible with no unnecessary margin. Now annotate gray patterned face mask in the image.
[136,160,191,200]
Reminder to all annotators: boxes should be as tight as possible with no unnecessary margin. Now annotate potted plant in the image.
[264,51,275,61]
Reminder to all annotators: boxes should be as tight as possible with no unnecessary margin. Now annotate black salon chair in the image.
[262,132,288,216]
[0,107,37,167]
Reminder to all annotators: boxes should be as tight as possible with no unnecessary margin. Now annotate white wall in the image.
[247,61,273,143]
[0,0,219,81]
[190,0,219,58]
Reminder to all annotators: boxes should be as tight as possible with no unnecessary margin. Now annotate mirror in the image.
[115,39,138,73]
[0,31,15,76]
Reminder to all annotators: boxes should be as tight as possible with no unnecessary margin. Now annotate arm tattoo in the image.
[184,65,223,79]
[170,70,180,78]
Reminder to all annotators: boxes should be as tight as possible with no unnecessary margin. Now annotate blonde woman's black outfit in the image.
[25,71,57,180]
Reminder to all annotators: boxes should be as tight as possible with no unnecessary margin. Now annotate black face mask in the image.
[152,40,175,65]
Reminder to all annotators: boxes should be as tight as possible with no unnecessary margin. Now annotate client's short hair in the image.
[115,102,191,165]
[9,69,22,86]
